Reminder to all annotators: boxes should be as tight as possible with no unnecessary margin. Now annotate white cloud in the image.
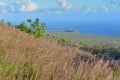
[84,7,90,13]
[57,0,72,11]
[55,10,62,14]
[0,0,118,14]
[112,5,120,12]
[74,5,80,12]
[81,6,98,14]
[102,5,109,12]
[0,1,8,13]
[92,9,97,13]
[15,0,38,12]
[0,1,6,7]
[40,6,47,11]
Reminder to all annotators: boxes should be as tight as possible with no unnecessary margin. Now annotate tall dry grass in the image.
[0,24,120,80]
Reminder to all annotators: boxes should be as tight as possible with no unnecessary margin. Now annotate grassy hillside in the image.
[50,31,120,47]
[0,24,120,80]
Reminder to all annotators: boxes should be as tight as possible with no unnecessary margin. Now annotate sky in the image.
[0,0,120,14]
[0,0,120,36]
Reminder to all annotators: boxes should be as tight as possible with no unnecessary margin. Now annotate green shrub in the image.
[80,41,88,46]
[58,38,73,45]
[34,23,46,37]
[6,22,13,27]
[15,18,47,37]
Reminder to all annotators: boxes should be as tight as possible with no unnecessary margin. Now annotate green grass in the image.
[50,31,120,47]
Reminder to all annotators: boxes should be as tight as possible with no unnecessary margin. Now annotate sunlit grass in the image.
[0,24,120,80]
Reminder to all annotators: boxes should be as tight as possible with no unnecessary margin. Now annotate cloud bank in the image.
[57,0,72,11]
[0,1,8,13]
[15,0,38,12]
[0,0,120,14]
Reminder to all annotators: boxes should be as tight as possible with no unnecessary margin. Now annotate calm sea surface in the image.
[0,13,120,36]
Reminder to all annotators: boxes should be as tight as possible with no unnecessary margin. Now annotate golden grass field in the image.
[0,24,120,80]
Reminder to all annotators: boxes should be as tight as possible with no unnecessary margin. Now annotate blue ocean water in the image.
[0,13,120,36]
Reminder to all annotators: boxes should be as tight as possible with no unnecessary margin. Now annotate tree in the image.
[34,18,40,28]
[27,19,32,23]
[16,22,28,32]
[6,22,12,27]
[16,18,47,37]
[34,23,46,37]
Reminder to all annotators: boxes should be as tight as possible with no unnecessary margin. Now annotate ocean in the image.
[0,13,120,36]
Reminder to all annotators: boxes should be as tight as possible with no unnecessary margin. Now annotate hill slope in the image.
[0,24,120,80]
[50,31,120,47]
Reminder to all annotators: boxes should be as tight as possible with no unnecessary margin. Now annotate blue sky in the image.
[0,0,120,36]
[0,0,120,14]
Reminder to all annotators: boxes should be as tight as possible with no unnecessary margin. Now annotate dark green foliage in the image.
[79,43,120,60]
[91,46,120,60]
[16,22,28,32]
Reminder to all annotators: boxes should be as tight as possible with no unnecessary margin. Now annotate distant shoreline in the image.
[48,30,120,38]
[47,30,76,32]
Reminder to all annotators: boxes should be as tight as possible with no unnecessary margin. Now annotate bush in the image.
[58,38,73,45]
[15,18,47,37]
[6,22,13,27]
[80,41,89,46]
[91,46,120,60]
